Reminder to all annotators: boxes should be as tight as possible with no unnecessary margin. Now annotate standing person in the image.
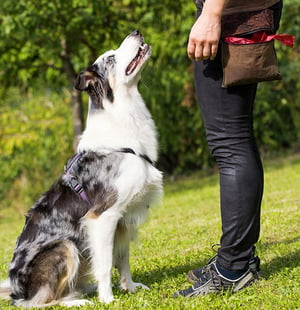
[174,0,283,297]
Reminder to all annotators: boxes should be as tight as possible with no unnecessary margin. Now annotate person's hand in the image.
[187,0,226,61]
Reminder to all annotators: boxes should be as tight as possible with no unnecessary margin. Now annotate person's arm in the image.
[187,0,228,61]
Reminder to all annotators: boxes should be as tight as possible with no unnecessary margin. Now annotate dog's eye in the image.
[106,55,115,63]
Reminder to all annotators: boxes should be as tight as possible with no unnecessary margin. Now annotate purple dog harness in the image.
[64,153,91,205]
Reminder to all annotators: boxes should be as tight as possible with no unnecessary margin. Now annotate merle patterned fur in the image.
[9,151,120,301]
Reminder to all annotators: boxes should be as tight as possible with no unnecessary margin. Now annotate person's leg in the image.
[192,0,283,273]
[194,50,263,271]
[173,51,263,298]
[173,1,283,297]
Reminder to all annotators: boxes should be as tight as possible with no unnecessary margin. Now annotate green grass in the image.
[1,153,300,309]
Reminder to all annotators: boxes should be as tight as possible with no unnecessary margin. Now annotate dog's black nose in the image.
[131,30,141,37]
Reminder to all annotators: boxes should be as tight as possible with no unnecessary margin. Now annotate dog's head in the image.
[75,30,151,109]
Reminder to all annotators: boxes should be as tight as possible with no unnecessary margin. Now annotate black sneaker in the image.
[173,259,260,297]
[186,243,220,284]
[187,255,217,284]
[187,256,260,284]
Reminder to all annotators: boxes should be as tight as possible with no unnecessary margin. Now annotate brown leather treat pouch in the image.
[221,40,281,88]
[221,9,281,88]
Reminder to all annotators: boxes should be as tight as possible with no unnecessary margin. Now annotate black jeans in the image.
[194,1,282,271]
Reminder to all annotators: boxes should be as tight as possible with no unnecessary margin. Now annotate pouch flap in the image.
[221,9,274,38]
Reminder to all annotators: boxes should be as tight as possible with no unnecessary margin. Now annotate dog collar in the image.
[119,148,153,165]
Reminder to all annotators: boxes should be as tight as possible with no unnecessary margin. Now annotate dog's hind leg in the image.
[11,240,86,308]
[0,279,12,299]
[114,223,149,293]
[84,209,122,304]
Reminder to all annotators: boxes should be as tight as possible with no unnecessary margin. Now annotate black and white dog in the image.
[0,30,162,307]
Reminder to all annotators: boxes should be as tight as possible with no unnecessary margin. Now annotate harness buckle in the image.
[69,178,84,194]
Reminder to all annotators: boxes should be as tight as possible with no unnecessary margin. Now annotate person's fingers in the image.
[194,43,203,61]
[187,39,196,60]
[210,42,219,60]
[202,43,211,60]
[187,38,219,61]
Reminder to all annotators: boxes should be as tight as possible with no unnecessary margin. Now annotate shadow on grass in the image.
[263,152,300,172]
[260,236,300,249]
[165,172,218,195]
[133,236,300,287]
[259,236,300,279]
[165,152,300,195]
[261,249,300,279]
[133,258,209,287]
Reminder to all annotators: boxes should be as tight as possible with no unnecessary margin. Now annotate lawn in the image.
[0,153,299,309]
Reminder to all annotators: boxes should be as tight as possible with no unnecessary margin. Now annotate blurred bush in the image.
[0,87,73,210]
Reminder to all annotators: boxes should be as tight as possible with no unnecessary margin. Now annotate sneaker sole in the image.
[232,271,257,292]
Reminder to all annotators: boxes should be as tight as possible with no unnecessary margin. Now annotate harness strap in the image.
[64,153,91,205]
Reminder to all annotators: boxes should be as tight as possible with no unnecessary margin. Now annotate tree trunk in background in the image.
[71,88,84,150]
[61,39,84,150]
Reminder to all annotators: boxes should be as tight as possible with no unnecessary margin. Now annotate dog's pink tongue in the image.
[126,61,137,76]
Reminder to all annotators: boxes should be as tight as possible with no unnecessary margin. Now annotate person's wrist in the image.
[202,0,226,18]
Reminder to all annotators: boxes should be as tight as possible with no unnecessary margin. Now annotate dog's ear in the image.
[75,71,97,91]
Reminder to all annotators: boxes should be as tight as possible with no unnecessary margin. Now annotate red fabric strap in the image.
[224,31,295,48]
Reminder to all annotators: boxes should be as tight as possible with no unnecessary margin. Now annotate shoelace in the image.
[211,243,221,252]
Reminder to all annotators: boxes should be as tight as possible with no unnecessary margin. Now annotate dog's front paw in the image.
[121,281,149,293]
[99,294,114,304]
[62,299,93,307]
[97,283,115,304]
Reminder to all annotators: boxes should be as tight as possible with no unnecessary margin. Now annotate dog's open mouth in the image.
[125,44,150,76]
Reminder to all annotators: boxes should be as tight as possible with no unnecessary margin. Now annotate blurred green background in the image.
[0,0,299,212]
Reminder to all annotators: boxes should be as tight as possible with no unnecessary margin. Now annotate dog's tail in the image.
[0,278,12,300]
[10,240,80,308]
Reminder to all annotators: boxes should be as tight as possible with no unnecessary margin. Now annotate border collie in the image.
[0,30,162,307]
